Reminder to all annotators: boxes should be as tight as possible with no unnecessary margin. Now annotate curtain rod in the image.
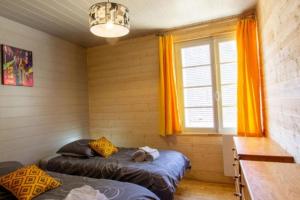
[155,15,238,36]
[240,9,256,20]
[156,9,256,36]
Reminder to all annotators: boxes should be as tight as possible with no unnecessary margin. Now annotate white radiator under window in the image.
[222,134,235,176]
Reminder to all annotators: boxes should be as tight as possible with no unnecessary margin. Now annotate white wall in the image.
[0,16,89,164]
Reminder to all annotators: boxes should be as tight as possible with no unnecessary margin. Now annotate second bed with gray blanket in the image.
[1,172,159,200]
[0,161,159,200]
[40,148,191,200]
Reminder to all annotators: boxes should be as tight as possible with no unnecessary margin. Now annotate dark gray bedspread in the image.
[43,148,191,200]
[0,171,159,200]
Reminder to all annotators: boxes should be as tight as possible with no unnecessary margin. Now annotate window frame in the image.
[174,33,237,134]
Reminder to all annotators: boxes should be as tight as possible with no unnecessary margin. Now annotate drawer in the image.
[233,147,242,199]
[241,185,251,200]
[241,170,251,200]
[234,177,242,199]
[232,148,240,175]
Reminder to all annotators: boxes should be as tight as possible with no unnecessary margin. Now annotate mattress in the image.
[41,148,191,200]
[0,171,159,200]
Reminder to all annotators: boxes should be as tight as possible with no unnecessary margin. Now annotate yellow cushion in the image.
[0,164,61,200]
[89,137,118,158]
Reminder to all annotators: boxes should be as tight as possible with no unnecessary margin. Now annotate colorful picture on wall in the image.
[1,44,33,86]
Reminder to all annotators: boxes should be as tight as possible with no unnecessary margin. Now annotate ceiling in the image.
[0,0,256,47]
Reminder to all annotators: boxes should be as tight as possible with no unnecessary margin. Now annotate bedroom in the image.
[0,0,299,200]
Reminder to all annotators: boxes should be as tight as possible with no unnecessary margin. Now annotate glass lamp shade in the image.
[89,2,130,38]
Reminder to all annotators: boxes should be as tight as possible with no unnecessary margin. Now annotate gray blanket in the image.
[0,171,159,200]
[42,148,191,200]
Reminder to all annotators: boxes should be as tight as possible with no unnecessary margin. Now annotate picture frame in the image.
[1,44,33,86]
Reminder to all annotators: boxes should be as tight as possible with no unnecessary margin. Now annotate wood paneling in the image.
[240,160,300,200]
[0,16,89,164]
[87,34,233,183]
[257,0,300,162]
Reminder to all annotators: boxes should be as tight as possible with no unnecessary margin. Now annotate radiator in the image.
[222,134,235,176]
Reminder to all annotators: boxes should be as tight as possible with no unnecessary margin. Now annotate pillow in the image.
[57,139,96,157]
[0,164,61,200]
[89,137,118,158]
[0,161,23,176]
[0,161,24,200]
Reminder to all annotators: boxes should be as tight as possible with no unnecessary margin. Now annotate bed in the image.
[40,147,191,200]
[0,161,159,200]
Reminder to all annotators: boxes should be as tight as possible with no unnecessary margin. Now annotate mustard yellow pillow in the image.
[89,137,118,158]
[0,164,61,200]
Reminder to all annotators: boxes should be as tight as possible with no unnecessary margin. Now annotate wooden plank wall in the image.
[87,18,237,183]
[257,0,300,162]
[0,16,89,164]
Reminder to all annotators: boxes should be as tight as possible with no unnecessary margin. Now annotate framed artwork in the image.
[1,44,33,86]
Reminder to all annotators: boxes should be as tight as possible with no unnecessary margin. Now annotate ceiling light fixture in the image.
[89,1,130,38]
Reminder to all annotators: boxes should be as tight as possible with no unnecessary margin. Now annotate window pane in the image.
[221,85,237,106]
[222,107,236,128]
[182,66,212,87]
[219,40,237,63]
[184,87,213,107]
[220,63,237,84]
[181,44,210,67]
[185,108,214,128]
[219,39,237,130]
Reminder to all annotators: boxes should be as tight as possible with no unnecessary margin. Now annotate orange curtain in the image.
[159,35,182,136]
[236,17,263,137]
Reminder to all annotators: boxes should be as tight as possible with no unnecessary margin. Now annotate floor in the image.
[174,179,235,200]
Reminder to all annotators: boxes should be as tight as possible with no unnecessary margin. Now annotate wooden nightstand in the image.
[232,136,294,200]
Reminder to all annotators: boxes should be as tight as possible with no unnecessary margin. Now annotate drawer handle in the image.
[234,175,241,179]
[234,192,242,197]
[232,148,236,151]
[240,184,245,188]
[234,157,239,161]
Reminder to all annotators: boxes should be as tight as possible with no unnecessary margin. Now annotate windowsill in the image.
[177,132,236,136]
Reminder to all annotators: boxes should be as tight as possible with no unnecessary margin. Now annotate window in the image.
[175,35,237,133]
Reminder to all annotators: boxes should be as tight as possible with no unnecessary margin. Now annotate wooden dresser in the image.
[240,161,300,200]
[232,136,294,199]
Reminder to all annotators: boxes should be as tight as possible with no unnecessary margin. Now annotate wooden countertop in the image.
[241,160,300,200]
[233,136,294,163]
